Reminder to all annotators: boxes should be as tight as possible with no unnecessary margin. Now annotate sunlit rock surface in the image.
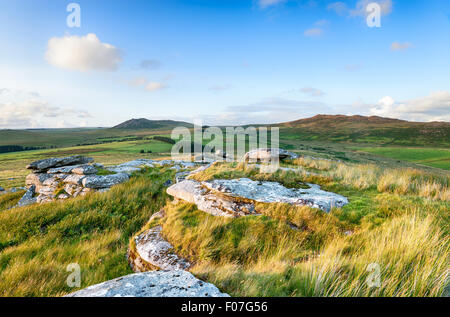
[66,270,229,297]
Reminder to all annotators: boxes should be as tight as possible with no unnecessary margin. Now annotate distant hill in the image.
[277,115,450,146]
[112,118,193,129]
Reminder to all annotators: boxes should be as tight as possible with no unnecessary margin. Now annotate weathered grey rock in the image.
[243,148,298,163]
[72,165,98,175]
[57,193,70,200]
[82,173,129,189]
[204,178,348,212]
[47,165,81,174]
[64,184,83,196]
[92,163,104,169]
[167,180,255,217]
[107,159,155,175]
[27,156,94,172]
[133,226,190,271]
[26,173,52,190]
[16,185,37,207]
[66,270,229,297]
[63,174,86,185]
[36,193,54,203]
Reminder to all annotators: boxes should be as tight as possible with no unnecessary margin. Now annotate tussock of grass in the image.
[0,168,173,296]
[188,210,449,297]
[0,191,24,211]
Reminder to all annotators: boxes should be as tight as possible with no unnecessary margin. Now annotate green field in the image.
[357,147,450,170]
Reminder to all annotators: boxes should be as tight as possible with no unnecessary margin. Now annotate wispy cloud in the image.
[328,0,393,19]
[0,90,92,128]
[390,42,412,51]
[257,0,286,9]
[127,77,168,92]
[209,85,232,93]
[304,28,324,37]
[299,87,325,97]
[139,59,163,70]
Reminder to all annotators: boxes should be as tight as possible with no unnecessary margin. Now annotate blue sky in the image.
[0,0,449,128]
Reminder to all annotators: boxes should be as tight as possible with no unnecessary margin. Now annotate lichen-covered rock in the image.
[26,173,52,190]
[64,184,83,196]
[204,178,348,212]
[243,148,298,163]
[63,174,86,185]
[16,185,37,207]
[26,156,93,172]
[133,226,190,271]
[167,180,255,217]
[82,173,129,189]
[65,270,230,297]
[107,160,155,175]
[71,165,97,175]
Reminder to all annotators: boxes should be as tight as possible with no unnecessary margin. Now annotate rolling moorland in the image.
[0,115,449,297]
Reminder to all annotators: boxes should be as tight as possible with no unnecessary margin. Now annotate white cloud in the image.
[0,90,92,128]
[390,42,412,51]
[304,28,324,37]
[145,82,167,92]
[300,87,325,97]
[45,33,122,71]
[258,0,286,9]
[370,91,450,122]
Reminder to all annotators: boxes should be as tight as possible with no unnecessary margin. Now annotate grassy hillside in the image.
[0,167,172,296]
[279,115,450,147]
[355,147,450,170]
[0,160,448,297]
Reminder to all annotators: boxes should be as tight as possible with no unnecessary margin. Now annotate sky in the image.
[0,0,449,128]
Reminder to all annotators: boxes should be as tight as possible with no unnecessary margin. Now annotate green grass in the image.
[0,167,173,296]
[356,147,450,170]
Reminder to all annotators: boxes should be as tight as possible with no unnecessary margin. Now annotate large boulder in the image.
[204,178,348,212]
[167,180,255,218]
[132,226,190,272]
[27,156,93,172]
[47,164,97,175]
[66,270,229,297]
[168,178,348,216]
[82,173,129,189]
[243,148,298,163]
